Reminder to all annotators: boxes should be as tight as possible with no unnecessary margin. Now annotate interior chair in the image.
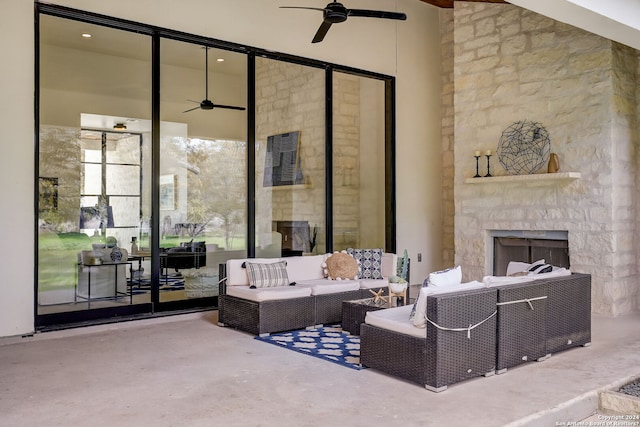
[160,241,207,279]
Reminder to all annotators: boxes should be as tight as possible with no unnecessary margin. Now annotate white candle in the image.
[474,150,481,157]
[486,149,492,156]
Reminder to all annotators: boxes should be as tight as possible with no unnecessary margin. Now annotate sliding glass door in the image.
[159,39,248,304]
[36,4,396,328]
[332,71,388,251]
[37,14,152,322]
[254,57,326,257]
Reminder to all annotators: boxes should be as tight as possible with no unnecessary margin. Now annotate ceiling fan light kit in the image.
[280,1,406,43]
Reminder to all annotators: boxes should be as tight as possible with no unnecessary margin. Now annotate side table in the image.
[76,261,132,308]
[342,298,393,336]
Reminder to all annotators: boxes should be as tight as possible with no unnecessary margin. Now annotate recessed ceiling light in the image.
[81,33,92,38]
[216,58,225,62]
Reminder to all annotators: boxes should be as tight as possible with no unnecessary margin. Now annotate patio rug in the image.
[254,325,365,370]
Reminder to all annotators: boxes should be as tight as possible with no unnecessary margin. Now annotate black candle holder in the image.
[485,154,492,177]
[474,155,481,178]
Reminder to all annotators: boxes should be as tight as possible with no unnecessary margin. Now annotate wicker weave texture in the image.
[543,273,591,354]
[342,300,387,335]
[221,294,315,335]
[315,290,362,325]
[426,288,497,389]
[361,288,497,391]
[360,324,428,385]
[495,280,548,371]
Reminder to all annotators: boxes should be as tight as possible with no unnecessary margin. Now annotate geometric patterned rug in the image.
[254,325,366,370]
[129,276,185,294]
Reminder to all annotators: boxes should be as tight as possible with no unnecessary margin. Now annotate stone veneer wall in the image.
[440,9,455,268]
[450,2,639,316]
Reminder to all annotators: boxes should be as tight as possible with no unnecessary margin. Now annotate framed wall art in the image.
[263,131,304,187]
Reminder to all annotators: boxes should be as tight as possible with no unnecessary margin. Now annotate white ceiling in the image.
[40,14,246,74]
[508,0,640,51]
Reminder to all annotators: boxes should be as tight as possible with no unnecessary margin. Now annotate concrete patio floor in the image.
[1,310,638,427]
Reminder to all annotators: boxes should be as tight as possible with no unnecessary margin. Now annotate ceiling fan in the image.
[183,47,246,113]
[280,1,406,43]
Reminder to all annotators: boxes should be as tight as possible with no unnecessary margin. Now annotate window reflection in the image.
[333,72,386,251]
[255,57,326,257]
[160,39,248,301]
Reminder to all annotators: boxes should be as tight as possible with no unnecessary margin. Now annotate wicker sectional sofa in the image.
[360,272,591,391]
[218,253,398,336]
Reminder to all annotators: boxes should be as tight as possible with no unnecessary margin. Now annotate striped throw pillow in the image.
[246,261,289,288]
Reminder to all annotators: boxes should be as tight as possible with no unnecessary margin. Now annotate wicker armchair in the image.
[360,287,497,392]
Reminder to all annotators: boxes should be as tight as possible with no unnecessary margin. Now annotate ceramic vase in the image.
[548,152,560,173]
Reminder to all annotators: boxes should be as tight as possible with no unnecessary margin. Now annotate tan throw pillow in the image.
[323,252,358,280]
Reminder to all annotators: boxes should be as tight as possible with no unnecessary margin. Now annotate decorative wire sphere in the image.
[497,120,551,175]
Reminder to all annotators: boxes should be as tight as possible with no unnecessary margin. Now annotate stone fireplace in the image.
[441,2,640,316]
[491,230,569,276]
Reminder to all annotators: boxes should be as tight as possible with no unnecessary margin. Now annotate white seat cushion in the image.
[365,305,424,338]
[226,284,312,302]
[359,279,390,290]
[296,279,360,295]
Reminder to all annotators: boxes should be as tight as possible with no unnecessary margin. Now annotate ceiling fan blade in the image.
[279,6,325,12]
[186,99,201,104]
[347,9,407,20]
[312,20,333,43]
[211,104,246,111]
[182,106,201,113]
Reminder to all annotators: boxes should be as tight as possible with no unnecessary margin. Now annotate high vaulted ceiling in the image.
[419,0,506,8]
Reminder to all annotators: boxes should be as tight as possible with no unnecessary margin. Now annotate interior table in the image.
[75,261,132,308]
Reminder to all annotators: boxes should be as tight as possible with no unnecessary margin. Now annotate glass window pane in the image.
[160,39,248,301]
[255,57,325,256]
[333,72,386,251]
[106,165,139,195]
[106,134,141,165]
[82,164,102,195]
[38,15,151,312]
[110,196,140,228]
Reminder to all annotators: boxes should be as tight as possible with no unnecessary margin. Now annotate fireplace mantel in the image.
[464,172,581,184]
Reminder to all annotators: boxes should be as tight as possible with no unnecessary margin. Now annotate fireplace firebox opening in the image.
[491,230,569,276]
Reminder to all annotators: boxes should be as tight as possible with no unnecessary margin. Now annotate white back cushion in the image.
[412,280,485,328]
[226,258,285,286]
[428,265,462,287]
[287,254,327,283]
[506,259,545,276]
[381,253,398,278]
